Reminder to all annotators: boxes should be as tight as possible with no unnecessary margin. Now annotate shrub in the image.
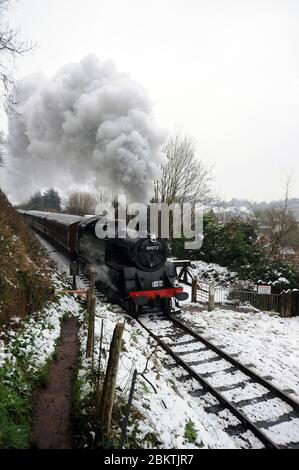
[0,189,52,324]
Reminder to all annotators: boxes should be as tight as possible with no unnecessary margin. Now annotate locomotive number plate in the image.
[146,246,159,251]
[152,280,163,288]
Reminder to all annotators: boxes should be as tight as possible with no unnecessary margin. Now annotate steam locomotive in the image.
[19,210,188,315]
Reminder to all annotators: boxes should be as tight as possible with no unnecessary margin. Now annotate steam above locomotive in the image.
[19,210,188,315]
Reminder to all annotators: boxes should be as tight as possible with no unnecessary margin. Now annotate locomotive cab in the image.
[78,215,188,315]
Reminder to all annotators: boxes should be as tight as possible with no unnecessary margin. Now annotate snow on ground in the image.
[32,236,247,448]
[77,303,247,449]
[33,236,299,448]
[36,235,74,278]
[178,307,299,401]
[140,311,299,447]
[190,261,239,287]
[179,281,234,305]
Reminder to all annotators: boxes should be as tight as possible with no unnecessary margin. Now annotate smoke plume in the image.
[7,55,166,202]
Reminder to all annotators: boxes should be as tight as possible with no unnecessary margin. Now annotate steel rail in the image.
[168,313,299,412]
[138,318,279,449]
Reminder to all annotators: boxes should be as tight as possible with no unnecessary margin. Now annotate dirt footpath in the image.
[31,317,79,449]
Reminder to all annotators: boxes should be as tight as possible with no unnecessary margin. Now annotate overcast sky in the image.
[3,0,299,202]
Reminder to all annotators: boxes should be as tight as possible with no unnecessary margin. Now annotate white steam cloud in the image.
[7,55,166,202]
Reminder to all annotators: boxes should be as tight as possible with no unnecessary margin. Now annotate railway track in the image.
[34,236,299,448]
[59,258,299,448]
[138,313,299,449]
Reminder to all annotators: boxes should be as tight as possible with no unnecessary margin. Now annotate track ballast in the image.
[138,312,299,449]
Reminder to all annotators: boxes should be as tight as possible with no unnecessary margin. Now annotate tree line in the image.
[1,1,299,290]
[18,189,100,216]
[10,130,299,291]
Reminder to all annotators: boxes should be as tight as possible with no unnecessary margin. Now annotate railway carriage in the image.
[43,213,82,253]
[19,210,82,254]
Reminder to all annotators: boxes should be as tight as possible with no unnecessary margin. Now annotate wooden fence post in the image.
[280,290,292,318]
[96,319,105,398]
[292,290,299,317]
[279,290,286,317]
[286,290,292,318]
[191,277,198,303]
[208,283,215,312]
[86,268,96,319]
[97,322,125,445]
[86,294,96,358]
[90,268,96,295]
[86,267,97,358]
[86,288,91,319]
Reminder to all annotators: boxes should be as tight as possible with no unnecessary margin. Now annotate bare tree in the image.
[0,0,35,111]
[64,191,99,216]
[153,132,213,205]
[0,129,5,166]
[209,194,247,224]
[249,177,299,260]
[96,185,114,204]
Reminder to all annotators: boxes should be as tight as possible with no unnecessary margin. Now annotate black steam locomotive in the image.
[19,210,188,315]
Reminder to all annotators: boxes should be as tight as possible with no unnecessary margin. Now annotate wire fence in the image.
[227,290,281,312]
[196,282,230,305]
[195,281,282,313]
[176,263,298,316]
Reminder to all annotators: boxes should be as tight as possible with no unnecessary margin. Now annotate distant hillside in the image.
[0,189,52,324]
[220,198,299,220]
